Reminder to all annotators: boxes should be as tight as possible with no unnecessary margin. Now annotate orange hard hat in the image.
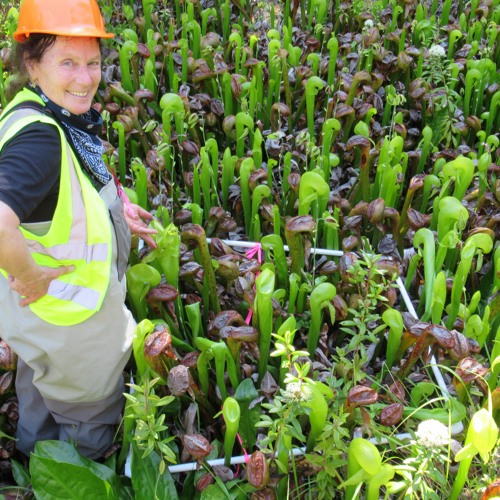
[13,0,114,43]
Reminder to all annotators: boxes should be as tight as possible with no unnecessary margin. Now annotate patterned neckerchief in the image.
[32,85,112,187]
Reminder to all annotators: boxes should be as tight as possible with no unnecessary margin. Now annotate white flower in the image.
[283,382,312,402]
[364,19,374,29]
[415,419,450,448]
[428,44,446,58]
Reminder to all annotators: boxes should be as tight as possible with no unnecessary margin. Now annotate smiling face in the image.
[26,36,101,115]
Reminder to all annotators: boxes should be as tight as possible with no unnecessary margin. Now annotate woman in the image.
[0,0,156,460]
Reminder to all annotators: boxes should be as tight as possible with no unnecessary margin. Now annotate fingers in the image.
[138,226,158,235]
[128,220,157,235]
[9,265,76,307]
[130,223,158,248]
[122,202,159,249]
[128,203,154,221]
[136,206,154,220]
[53,265,76,278]
[141,234,158,249]
[19,295,37,307]
[16,285,43,307]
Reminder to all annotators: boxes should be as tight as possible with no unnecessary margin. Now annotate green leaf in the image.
[234,378,260,449]
[339,468,370,488]
[132,319,156,378]
[200,476,252,500]
[131,442,178,500]
[200,483,232,500]
[410,382,436,407]
[387,480,409,494]
[349,438,382,476]
[276,457,289,474]
[31,460,116,500]
[453,441,477,462]
[157,441,177,463]
[491,355,500,371]
[30,441,122,500]
[11,459,31,488]
[287,420,306,441]
[126,265,161,322]
[469,408,498,458]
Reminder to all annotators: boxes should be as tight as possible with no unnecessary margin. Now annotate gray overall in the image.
[0,180,135,459]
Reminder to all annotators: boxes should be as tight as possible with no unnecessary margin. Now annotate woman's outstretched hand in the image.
[123,203,158,249]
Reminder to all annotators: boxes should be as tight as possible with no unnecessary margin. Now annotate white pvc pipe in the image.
[206,237,345,257]
[124,243,463,477]
[125,444,306,476]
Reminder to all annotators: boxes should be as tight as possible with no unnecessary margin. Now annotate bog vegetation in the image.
[0,0,499,498]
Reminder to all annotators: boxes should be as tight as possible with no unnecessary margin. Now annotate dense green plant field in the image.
[0,0,499,497]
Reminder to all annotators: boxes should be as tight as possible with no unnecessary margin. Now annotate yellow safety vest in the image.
[0,89,112,326]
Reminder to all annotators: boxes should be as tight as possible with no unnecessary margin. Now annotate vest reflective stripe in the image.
[0,108,40,139]
[0,90,113,326]
[47,279,101,309]
[25,240,109,262]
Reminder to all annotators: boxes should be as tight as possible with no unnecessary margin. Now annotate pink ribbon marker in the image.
[244,243,262,324]
[245,242,262,263]
[119,186,136,218]
[113,174,136,217]
[245,308,253,325]
[236,433,250,463]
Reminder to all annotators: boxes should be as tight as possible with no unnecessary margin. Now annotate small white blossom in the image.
[428,44,446,58]
[364,19,374,29]
[415,419,450,448]
[283,382,312,403]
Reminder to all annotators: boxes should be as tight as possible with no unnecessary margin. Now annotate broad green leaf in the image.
[234,378,260,449]
[131,442,178,500]
[31,459,117,500]
[30,441,122,500]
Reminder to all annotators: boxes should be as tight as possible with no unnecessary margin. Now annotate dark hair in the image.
[6,34,57,101]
